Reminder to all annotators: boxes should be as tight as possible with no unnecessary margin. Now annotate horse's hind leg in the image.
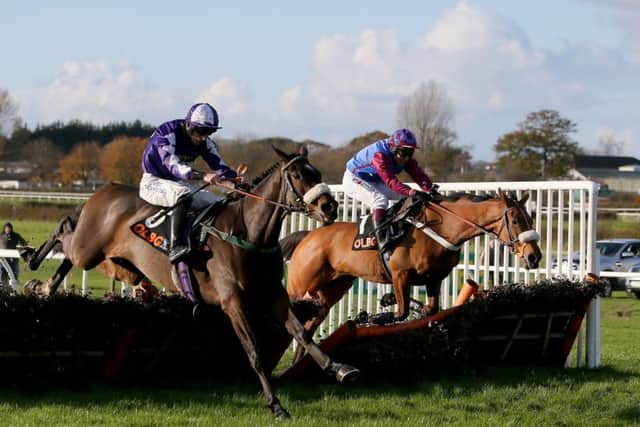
[23,214,77,271]
[221,290,290,419]
[24,258,73,296]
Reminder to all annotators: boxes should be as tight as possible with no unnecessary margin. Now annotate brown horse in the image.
[22,146,358,418]
[281,190,542,354]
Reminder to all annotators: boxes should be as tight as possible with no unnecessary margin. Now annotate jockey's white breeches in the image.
[342,170,402,211]
[139,173,221,209]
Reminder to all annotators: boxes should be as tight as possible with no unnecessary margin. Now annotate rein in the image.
[215,183,296,210]
[425,201,538,250]
[205,155,330,252]
[212,155,319,214]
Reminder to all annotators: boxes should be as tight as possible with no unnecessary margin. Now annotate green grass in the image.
[0,293,637,426]
[2,219,640,425]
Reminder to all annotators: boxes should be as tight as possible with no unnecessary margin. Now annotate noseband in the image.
[495,205,540,250]
[281,155,331,215]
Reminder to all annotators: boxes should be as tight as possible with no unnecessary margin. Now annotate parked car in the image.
[625,263,640,299]
[552,239,640,297]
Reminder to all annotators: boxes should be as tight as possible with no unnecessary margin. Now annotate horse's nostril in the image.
[322,202,337,215]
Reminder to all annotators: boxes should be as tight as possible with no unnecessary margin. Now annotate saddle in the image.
[351,197,421,252]
[130,199,229,258]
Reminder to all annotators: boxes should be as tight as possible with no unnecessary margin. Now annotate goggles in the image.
[191,126,216,136]
[394,147,415,158]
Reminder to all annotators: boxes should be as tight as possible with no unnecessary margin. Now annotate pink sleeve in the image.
[405,159,433,191]
[372,152,416,196]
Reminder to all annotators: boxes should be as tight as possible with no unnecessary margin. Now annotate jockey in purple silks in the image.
[140,102,239,263]
[343,128,442,254]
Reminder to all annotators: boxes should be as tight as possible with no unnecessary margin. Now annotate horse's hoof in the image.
[379,293,397,307]
[270,403,290,419]
[369,311,394,325]
[335,364,360,383]
[23,279,43,295]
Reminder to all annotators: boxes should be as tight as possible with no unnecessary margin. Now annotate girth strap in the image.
[202,224,281,254]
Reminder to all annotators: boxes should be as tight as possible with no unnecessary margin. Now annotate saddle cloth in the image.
[350,197,419,251]
[351,215,379,251]
[130,201,226,255]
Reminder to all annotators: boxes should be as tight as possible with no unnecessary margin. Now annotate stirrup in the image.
[169,245,189,263]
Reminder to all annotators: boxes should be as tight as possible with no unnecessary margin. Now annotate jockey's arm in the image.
[372,152,416,197]
[201,139,238,181]
[404,159,433,192]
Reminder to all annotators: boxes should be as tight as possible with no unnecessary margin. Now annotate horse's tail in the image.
[279,230,310,260]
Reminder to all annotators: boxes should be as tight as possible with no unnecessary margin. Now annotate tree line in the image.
[0,85,590,188]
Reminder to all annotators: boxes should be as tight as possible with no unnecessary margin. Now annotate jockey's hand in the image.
[427,184,443,202]
[203,173,220,185]
[414,191,433,205]
[234,182,252,192]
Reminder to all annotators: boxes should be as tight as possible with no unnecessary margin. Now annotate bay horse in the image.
[22,146,358,418]
[281,190,542,360]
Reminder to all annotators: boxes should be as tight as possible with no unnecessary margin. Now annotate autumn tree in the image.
[397,81,470,180]
[494,110,580,180]
[100,136,147,185]
[57,141,102,187]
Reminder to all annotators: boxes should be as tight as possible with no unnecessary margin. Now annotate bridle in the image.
[219,155,330,216]
[494,203,539,248]
[426,198,540,251]
[204,155,331,252]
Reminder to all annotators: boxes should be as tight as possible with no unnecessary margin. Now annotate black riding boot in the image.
[373,215,391,253]
[168,201,189,263]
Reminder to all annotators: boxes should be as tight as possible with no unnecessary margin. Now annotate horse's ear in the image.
[299,144,308,158]
[519,191,530,204]
[498,188,506,201]
[272,145,288,161]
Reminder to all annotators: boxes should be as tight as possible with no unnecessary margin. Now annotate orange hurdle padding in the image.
[454,279,479,307]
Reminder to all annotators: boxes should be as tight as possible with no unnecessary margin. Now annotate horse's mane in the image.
[250,162,279,187]
[250,152,301,187]
[442,192,496,202]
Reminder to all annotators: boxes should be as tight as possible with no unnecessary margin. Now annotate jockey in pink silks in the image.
[343,129,442,254]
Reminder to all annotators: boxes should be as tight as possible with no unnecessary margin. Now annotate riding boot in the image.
[373,209,391,253]
[168,201,190,263]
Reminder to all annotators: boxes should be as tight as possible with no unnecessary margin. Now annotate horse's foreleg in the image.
[284,308,360,383]
[392,270,411,321]
[222,293,289,419]
[290,279,355,365]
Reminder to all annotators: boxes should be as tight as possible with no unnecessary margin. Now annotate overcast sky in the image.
[2,0,639,161]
